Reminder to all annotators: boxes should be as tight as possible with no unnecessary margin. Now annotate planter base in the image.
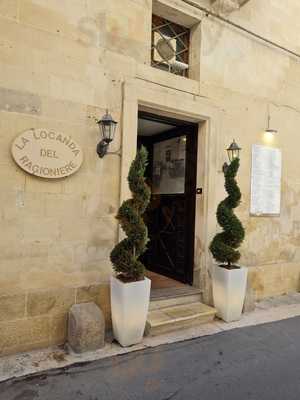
[212,265,248,322]
[111,276,151,347]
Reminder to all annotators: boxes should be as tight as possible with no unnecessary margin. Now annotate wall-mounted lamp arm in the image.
[96,140,110,158]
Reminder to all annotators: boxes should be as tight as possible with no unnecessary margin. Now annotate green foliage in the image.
[209,157,245,267]
[110,146,151,281]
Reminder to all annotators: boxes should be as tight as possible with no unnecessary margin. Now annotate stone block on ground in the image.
[68,302,105,353]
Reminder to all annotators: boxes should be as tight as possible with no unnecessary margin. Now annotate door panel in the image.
[139,122,198,284]
[145,194,186,282]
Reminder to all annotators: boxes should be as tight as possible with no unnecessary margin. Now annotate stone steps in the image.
[150,286,202,300]
[149,291,202,311]
[145,302,216,336]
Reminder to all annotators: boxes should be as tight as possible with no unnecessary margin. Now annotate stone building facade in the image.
[1,0,300,355]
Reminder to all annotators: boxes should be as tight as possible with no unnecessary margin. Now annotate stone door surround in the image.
[120,77,223,302]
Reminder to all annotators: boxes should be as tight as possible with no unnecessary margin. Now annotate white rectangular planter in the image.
[212,265,248,322]
[110,276,151,347]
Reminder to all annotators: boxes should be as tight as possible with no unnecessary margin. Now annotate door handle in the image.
[196,188,202,195]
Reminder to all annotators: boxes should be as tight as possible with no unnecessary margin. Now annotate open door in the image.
[138,112,198,285]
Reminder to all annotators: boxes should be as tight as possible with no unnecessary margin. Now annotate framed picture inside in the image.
[152,135,186,194]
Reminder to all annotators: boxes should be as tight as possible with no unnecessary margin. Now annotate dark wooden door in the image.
[139,124,198,285]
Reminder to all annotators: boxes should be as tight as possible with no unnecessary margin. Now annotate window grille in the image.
[151,15,190,77]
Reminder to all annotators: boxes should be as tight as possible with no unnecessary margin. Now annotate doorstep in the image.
[147,285,216,335]
[1,292,300,383]
[146,302,216,335]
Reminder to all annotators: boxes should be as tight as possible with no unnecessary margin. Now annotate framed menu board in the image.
[250,144,282,216]
[152,136,186,195]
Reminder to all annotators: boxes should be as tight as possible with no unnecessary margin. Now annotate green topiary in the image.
[110,146,151,281]
[209,157,245,268]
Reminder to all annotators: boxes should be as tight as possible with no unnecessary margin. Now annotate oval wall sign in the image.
[11,128,83,179]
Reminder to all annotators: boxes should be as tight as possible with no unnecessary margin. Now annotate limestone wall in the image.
[0,0,300,355]
[199,0,300,299]
[0,0,130,354]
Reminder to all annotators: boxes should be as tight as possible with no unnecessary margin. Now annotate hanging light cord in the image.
[181,0,300,60]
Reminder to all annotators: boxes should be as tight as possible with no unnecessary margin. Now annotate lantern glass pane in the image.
[227,149,232,162]
[228,148,240,162]
[111,122,117,141]
[98,113,117,143]
[100,125,105,139]
[232,149,238,160]
[102,124,111,141]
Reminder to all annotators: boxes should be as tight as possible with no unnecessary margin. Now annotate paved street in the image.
[2,316,300,400]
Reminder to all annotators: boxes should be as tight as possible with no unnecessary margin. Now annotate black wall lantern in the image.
[265,114,278,135]
[264,104,278,136]
[223,139,241,172]
[96,110,118,158]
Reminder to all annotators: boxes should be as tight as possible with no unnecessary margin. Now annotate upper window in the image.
[151,15,190,77]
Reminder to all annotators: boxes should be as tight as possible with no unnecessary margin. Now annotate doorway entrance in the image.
[138,111,198,287]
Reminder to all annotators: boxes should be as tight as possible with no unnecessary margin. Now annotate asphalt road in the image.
[2,316,300,400]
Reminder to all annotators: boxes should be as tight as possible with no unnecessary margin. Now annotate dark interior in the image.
[138,111,198,285]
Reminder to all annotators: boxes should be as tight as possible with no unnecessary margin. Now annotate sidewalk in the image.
[1,292,300,383]
[2,312,300,400]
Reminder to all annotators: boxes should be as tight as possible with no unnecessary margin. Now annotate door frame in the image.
[120,79,222,303]
[138,111,198,284]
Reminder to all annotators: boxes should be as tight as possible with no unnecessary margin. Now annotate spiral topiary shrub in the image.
[209,157,245,268]
[110,146,151,281]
